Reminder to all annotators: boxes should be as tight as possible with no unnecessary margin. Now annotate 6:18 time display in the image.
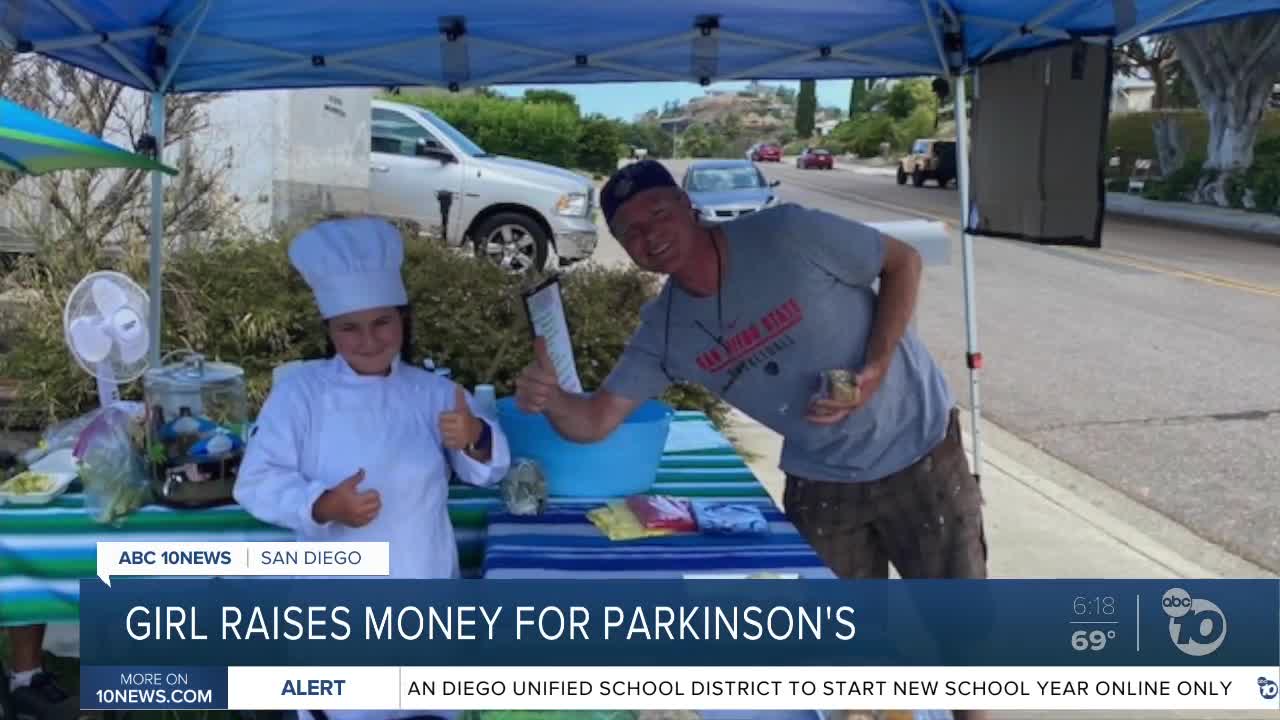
[1073,595,1116,616]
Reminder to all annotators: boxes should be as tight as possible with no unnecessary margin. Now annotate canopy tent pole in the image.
[952,71,983,479]
[147,91,165,368]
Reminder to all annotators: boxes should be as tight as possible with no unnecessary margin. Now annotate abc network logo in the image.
[1162,587,1227,657]
[1258,677,1278,701]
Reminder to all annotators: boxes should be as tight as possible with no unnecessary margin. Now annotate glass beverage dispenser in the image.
[142,351,247,507]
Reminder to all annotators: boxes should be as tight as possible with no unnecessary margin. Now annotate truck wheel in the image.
[896,166,907,185]
[472,212,548,274]
[912,168,925,187]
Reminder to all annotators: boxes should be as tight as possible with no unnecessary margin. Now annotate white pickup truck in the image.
[369,99,598,273]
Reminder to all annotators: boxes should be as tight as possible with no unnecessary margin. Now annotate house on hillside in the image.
[815,119,841,137]
[1111,75,1156,114]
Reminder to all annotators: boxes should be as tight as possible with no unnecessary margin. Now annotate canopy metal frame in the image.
[0,0,1241,478]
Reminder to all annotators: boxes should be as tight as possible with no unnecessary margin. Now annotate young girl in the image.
[234,217,510,720]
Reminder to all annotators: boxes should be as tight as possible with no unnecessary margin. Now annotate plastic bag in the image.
[691,501,769,536]
[73,404,152,525]
[625,494,696,532]
[587,501,677,541]
[17,407,106,466]
[501,458,548,516]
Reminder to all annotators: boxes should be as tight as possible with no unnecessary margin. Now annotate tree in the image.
[1172,16,1280,205]
[1115,38,1178,110]
[524,89,580,115]
[848,78,870,117]
[0,54,231,264]
[576,114,624,175]
[679,124,728,158]
[885,79,934,121]
[624,123,673,158]
[854,79,892,115]
[796,79,817,138]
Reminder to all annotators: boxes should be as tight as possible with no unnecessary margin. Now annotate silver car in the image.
[682,160,781,222]
[369,99,597,273]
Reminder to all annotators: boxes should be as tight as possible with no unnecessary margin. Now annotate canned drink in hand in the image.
[825,369,860,405]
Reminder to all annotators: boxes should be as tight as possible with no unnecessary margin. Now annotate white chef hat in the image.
[288,217,409,319]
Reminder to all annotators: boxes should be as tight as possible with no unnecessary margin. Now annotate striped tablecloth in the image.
[0,411,777,626]
[480,415,833,580]
[482,503,837,579]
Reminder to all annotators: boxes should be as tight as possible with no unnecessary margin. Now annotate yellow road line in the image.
[1074,249,1280,298]
[795,179,1280,299]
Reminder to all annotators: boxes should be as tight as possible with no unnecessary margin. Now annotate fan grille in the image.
[63,271,151,383]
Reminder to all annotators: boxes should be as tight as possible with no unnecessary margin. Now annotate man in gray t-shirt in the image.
[515,160,987,585]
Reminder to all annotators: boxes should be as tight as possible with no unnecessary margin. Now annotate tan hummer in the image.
[896,138,957,188]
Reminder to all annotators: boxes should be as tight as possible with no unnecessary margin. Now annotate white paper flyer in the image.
[523,277,583,394]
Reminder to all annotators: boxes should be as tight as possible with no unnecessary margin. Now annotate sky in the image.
[495,80,855,122]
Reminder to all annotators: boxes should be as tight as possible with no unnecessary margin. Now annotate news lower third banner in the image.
[75,569,1280,713]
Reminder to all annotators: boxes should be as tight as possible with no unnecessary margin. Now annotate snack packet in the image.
[587,501,676,541]
[625,494,696,532]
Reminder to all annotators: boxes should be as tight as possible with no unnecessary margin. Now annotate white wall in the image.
[202,90,281,231]
[283,89,371,189]
[202,87,373,232]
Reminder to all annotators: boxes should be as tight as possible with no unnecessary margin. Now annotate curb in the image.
[830,160,1280,242]
[1105,193,1280,245]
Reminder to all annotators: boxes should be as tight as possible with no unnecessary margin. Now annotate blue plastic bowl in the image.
[496,396,673,498]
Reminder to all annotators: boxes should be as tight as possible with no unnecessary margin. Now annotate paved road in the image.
[634,158,1280,573]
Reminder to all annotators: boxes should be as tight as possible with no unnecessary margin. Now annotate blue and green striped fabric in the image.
[0,412,771,627]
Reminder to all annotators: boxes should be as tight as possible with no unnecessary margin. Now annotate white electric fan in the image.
[62,271,152,407]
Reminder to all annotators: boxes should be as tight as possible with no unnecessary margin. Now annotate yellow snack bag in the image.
[587,500,677,541]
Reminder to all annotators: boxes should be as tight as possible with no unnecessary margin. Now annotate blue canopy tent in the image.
[2,0,1277,473]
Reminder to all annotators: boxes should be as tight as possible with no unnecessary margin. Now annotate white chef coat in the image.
[235,355,511,720]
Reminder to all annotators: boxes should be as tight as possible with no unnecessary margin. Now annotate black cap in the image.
[600,160,678,226]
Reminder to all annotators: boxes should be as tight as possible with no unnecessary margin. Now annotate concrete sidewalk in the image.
[725,409,1275,720]
[724,407,1271,581]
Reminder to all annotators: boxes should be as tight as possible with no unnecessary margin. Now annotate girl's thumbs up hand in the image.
[440,384,482,450]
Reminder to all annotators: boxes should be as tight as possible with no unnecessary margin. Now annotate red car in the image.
[796,148,834,169]
[751,143,782,162]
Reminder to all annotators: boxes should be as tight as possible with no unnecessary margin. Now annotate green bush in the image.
[782,140,809,156]
[397,92,582,169]
[1237,136,1280,212]
[1141,156,1205,202]
[1106,110,1280,178]
[0,235,727,430]
[1108,112,1280,210]
[895,106,937,149]
[576,115,625,177]
[835,114,898,157]
[884,80,935,121]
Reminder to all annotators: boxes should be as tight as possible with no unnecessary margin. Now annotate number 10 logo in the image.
[1162,587,1227,657]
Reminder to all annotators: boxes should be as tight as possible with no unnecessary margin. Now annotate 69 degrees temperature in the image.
[1071,595,1117,652]
[1072,628,1116,651]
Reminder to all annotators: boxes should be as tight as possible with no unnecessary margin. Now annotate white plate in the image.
[0,471,76,505]
[29,448,77,475]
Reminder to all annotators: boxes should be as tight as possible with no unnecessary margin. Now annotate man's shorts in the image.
[782,408,987,579]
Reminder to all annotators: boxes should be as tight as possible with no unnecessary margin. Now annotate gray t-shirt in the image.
[603,202,954,483]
